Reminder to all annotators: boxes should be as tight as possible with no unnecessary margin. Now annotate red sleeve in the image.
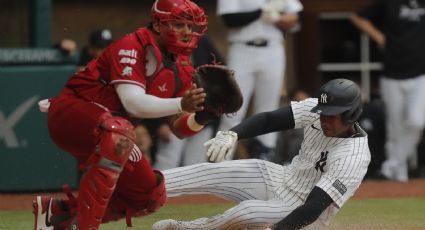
[97,33,147,90]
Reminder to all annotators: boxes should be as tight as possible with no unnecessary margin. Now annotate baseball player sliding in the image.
[153,79,371,230]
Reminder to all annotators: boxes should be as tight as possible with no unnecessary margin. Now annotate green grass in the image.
[1,198,424,229]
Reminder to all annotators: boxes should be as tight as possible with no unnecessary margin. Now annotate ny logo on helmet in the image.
[320,93,328,104]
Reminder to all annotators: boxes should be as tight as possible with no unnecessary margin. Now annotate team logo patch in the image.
[320,93,328,103]
[118,49,138,58]
[120,57,137,65]
[311,124,320,131]
[315,151,328,173]
[121,66,133,77]
[158,83,168,92]
[333,179,347,195]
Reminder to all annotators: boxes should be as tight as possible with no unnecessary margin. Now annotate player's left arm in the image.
[274,187,333,230]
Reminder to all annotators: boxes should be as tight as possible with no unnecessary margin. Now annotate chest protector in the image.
[135,29,194,98]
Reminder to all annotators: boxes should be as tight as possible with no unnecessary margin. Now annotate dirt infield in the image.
[1,179,424,210]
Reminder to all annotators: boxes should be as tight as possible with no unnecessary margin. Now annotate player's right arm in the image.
[116,84,205,118]
[230,106,295,139]
[350,0,386,48]
[205,98,318,162]
[350,14,385,48]
[205,105,296,162]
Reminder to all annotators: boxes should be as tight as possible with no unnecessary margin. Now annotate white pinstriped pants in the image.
[154,126,214,170]
[162,159,333,230]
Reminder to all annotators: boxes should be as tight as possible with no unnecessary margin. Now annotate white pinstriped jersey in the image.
[156,98,371,229]
[217,0,303,43]
[285,98,371,208]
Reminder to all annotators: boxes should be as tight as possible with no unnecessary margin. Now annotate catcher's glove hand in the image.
[193,64,243,125]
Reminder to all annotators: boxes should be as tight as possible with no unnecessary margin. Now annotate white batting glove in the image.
[204,131,238,162]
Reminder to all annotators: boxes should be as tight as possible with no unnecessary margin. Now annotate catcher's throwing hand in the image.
[204,131,238,162]
[180,84,206,113]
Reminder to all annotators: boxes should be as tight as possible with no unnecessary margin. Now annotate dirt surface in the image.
[1,179,424,210]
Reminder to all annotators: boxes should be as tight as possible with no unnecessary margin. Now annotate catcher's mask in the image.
[151,0,207,56]
[310,79,363,124]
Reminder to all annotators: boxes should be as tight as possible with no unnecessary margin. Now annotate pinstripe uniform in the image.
[161,98,371,229]
[216,0,303,149]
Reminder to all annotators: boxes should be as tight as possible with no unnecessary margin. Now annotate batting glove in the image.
[204,131,238,162]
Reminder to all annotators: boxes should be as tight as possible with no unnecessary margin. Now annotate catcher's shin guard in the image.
[102,170,167,227]
[71,116,135,230]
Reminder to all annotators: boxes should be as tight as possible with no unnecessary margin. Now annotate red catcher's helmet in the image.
[151,0,207,55]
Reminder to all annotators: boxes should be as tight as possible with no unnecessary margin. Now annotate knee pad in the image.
[98,116,136,166]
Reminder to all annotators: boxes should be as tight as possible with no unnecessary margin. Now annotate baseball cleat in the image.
[33,196,54,230]
[152,219,187,230]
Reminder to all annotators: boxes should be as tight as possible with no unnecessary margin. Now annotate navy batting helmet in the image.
[310,78,363,124]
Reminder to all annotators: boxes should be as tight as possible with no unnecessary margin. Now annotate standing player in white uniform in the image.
[153,79,371,230]
[216,0,303,155]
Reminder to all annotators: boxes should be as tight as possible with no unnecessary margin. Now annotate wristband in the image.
[177,113,204,137]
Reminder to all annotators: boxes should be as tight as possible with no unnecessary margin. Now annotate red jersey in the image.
[62,27,195,114]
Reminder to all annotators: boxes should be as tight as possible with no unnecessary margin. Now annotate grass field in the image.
[1,197,424,229]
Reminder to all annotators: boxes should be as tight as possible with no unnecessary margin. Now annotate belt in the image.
[245,39,268,47]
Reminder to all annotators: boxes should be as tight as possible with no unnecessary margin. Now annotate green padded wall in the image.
[0,65,78,192]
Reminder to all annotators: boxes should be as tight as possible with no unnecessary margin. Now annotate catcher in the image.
[33,0,242,229]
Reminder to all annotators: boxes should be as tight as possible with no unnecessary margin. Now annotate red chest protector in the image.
[135,29,194,98]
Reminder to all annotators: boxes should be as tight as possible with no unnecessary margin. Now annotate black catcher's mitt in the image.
[193,64,243,125]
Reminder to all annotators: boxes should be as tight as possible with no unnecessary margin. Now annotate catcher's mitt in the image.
[193,64,243,124]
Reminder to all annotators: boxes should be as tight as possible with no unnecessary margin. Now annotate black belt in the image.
[245,39,268,47]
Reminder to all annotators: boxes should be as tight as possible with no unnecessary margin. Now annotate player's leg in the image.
[69,114,136,229]
[153,199,301,230]
[380,77,408,181]
[253,43,285,151]
[154,132,186,170]
[154,160,305,230]
[102,157,166,226]
[401,75,425,172]
[181,126,213,166]
[163,159,284,202]
[35,96,136,229]
[218,44,256,132]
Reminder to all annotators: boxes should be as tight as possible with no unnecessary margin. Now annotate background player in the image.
[351,0,425,182]
[153,79,371,230]
[33,0,210,229]
[216,0,303,158]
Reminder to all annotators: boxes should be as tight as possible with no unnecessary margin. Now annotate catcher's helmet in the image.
[310,79,363,124]
[151,0,207,55]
